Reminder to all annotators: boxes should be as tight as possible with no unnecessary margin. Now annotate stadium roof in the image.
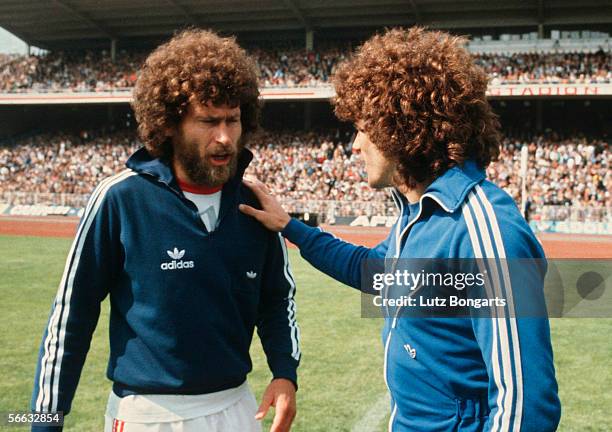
[1,0,611,50]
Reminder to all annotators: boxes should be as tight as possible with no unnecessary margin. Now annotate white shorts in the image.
[104,382,262,432]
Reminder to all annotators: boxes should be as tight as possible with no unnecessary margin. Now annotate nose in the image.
[214,123,232,145]
[352,133,362,154]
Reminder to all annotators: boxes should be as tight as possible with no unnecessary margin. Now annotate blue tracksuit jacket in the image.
[282,160,560,431]
[31,147,300,430]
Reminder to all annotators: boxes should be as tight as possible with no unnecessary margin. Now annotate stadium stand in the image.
[1,45,610,92]
[1,129,609,223]
[0,3,609,233]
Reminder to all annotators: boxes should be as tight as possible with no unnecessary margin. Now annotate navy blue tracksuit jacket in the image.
[31,148,300,430]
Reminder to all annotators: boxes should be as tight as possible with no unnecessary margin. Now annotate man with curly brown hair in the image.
[31,30,299,432]
[241,27,560,431]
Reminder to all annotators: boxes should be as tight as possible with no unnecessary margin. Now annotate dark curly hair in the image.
[132,29,260,159]
[333,27,501,188]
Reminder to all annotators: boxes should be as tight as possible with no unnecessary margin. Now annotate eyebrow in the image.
[196,114,240,121]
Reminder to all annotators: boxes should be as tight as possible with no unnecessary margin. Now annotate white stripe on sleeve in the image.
[278,233,301,361]
[475,185,523,432]
[462,200,506,432]
[36,170,135,412]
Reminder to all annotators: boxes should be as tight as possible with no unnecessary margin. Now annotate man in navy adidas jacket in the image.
[31,30,299,432]
[241,28,560,431]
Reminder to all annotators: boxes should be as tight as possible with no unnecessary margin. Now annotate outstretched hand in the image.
[239,176,291,232]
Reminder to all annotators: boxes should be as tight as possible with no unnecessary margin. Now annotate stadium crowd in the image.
[488,135,610,222]
[475,50,611,85]
[1,129,609,221]
[0,130,139,196]
[0,51,141,92]
[1,46,610,92]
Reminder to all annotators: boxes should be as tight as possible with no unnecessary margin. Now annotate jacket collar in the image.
[126,146,254,192]
[392,160,485,214]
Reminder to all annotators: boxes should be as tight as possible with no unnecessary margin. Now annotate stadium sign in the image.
[3,205,73,217]
[259,87,335,100]
[0,87,336,104]
[349,215,397,227]
[530,220,612,235]
[1,83,611,105]
[486,83,612,98]
[0,91,133,105]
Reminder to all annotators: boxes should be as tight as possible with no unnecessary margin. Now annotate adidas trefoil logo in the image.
[167,247,185,260]
[404,344,417,359]
[246,271,257,279]
[161,247,194,271]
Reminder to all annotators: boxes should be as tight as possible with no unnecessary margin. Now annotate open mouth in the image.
[209,153,232,166]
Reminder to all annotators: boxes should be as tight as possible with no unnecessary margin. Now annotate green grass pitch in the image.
[0,235,610,431]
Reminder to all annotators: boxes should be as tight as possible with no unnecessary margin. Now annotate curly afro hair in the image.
[333,27,501,188]
[132,29,260,159]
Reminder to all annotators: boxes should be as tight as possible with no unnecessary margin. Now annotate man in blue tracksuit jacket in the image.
[240,27,561,431]
[31,30,299,431]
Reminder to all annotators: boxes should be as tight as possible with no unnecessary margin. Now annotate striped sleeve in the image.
[461,185,561,432]
[282,218,390,290]
[31,171,134,428]
[256,232,301,388]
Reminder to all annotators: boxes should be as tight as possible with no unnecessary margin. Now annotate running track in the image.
[0,216,609,259]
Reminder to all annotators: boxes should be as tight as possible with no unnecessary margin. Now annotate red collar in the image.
[177,178,223,194]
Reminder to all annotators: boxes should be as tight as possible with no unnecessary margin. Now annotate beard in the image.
[174,139,243,187]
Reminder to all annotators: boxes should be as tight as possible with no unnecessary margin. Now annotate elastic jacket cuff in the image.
[281,218,314,247]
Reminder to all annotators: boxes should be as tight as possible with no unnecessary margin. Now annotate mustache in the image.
[207,143,243,156]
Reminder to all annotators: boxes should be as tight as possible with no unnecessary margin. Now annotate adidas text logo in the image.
[246,271,257,279]
[161,247,195,271]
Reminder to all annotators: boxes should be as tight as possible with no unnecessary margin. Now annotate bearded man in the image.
[31,30,300,432]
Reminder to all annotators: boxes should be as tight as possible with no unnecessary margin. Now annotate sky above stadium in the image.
[0,27,27,54]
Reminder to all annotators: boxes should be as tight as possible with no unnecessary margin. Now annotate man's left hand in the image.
[255,378,297,432]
